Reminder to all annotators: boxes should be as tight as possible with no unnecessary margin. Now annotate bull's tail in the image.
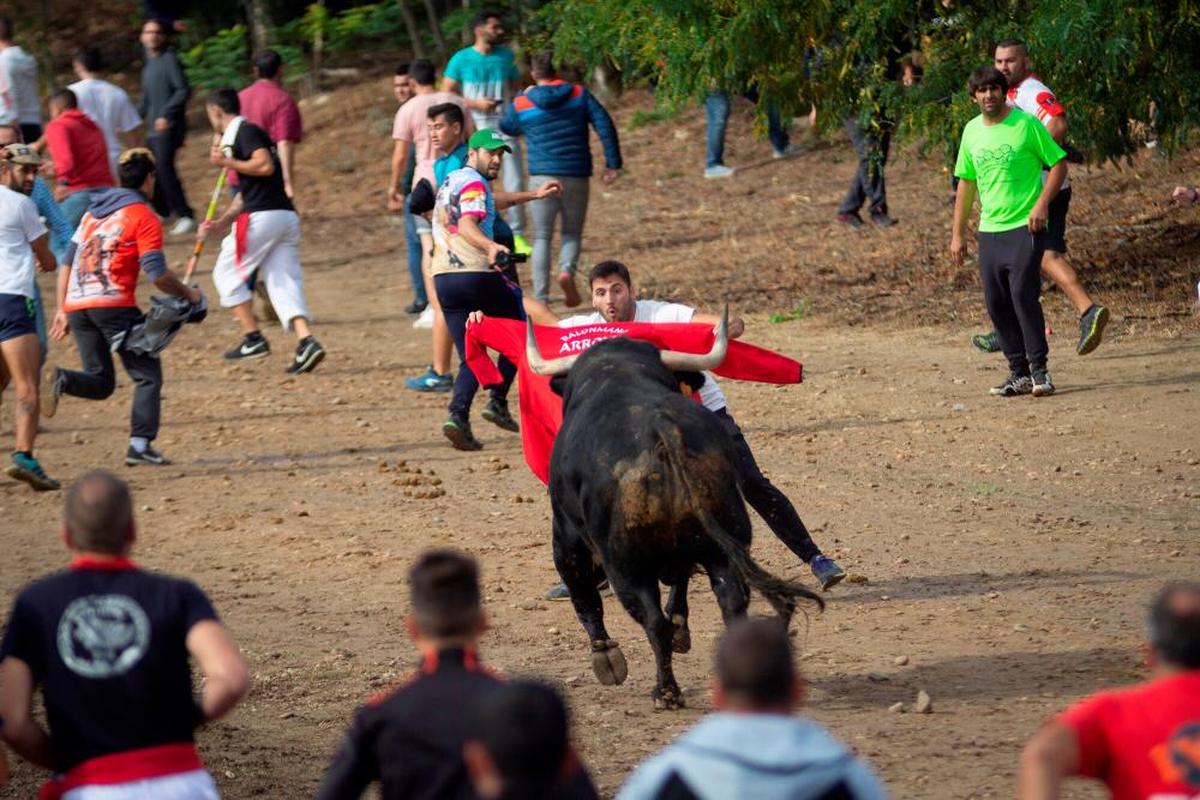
[697,510,825,622]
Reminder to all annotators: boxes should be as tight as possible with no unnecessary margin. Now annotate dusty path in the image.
[2,88,1198,798]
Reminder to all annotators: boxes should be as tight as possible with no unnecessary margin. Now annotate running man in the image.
[44,148,203,466]
[0,470,249,797]
[0,142,58,490]
[951,66,1067,397]
[972,39,1108,356]
[200,88,325,373]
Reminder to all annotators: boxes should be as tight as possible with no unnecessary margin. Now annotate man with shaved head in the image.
[0,470,249,798]
[1019,583,1200,798]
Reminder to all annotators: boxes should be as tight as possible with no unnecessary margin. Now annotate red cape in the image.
[465,318,803,484]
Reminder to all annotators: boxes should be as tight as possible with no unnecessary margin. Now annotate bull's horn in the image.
[659,305,729,372]
[526,319,579,376]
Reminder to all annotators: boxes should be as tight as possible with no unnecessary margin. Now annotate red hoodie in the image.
[465,318,802,483]
[45,109,114,191]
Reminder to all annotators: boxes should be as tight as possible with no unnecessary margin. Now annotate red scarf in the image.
[464,318,802,483]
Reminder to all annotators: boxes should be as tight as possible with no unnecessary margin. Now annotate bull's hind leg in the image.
[612,577,684,710]
[553,531,627,686]
[665,574,692,654]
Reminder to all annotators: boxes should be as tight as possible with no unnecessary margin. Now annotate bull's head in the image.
[527,308,730,376]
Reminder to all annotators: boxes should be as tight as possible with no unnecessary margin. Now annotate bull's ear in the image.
[549,375,568,396]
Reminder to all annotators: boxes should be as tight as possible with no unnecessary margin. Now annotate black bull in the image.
[530,326,824,709]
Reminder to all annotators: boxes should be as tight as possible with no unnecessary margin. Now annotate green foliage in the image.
[292,2,405,55]
[770,299,810,324]
[628,107,678,130]
[181,25,252,91]
[542,0,1200,163]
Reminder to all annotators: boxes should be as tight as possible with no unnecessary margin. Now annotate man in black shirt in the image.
[317,550,597,800]
[199,88,325,373]
[0,470,249,797]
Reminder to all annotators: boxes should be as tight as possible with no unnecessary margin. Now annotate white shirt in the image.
[0,46,41,125]
[0,185,47,298]
[560,299,729,411]
[69,78,143,176]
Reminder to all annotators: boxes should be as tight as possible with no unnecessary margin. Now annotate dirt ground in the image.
[2,86,1199,798]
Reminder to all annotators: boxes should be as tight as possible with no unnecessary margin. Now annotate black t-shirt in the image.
[231,120,293,213]
[0,561,218,772]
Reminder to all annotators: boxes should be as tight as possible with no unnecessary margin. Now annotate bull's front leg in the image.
[553,527,627,686]
[664,574,692,654]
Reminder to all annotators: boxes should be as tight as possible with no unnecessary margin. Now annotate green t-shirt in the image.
[954,108,1066,233]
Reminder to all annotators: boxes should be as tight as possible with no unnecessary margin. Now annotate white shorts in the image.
[63,769,220,800]
[211,209,309,330]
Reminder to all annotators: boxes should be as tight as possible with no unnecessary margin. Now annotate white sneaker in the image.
[412,306,435,329]
[703,164,735,179]
[773,144,797,159]
[170,217,197,235]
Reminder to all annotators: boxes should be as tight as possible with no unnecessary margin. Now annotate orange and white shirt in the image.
[64,191,165,312]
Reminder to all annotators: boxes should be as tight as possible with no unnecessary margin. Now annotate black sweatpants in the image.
[978,227,1048,375]
[61,307,163,440]
[147,132,193,220]
[715,408,821,563]
[435,271,524,420]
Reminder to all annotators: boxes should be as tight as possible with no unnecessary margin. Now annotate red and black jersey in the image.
[0,558,217,773]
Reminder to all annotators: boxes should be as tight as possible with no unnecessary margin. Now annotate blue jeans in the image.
[403,194,427,306]
[58,189,100,235]
[704,89,790,168]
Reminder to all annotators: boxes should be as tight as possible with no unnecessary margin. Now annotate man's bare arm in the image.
[277,140,296,199]
[186,621,250,724]
[0,657,53,768]
[1017,722,1080,800]
[691,311,745,340]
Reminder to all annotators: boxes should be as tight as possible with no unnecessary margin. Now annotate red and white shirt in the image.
[1007,75,1070,187]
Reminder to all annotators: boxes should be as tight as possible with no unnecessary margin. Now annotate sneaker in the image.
[513,234,532,256]
[870,212,898,228]
[772,144,797,159]
[412,306,435,329]
[558,271,581,307]
[125,444,170,466]
[404,366,453,393]
[1076,304,1109,355]
[810,555,846,591]
[443,413,483,451]
[224,334,270,361]
[481,398,519,432]
[704,164,735,179]
[169,216,197,236]
[989,372,1033,397]
[972,331,1001,354]
[403,299,428,315]
[286,337,326,374]
[1031,369,1055,397]
[836,212,864,229]
[41,365,63,418]
[5,452,60,491]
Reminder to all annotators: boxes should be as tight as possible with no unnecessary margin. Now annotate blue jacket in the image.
[500,81,622,178]
[617,713,888,800]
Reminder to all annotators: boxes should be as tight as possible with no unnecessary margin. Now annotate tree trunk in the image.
[396,0,427,59]
[245,0,273,51]
[420,0,447,59]
[462,0,472,45]
[310,0,325,94]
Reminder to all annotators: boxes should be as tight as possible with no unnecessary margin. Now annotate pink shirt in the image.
[238,80,302,144]
[392,91,474,186]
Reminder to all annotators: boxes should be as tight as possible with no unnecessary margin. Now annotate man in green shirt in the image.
[951,65,1066,397]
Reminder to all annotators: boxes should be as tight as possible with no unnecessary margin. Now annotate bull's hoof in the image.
[591,639,628,686]
[652,685,685,711]
[670,614,691,654]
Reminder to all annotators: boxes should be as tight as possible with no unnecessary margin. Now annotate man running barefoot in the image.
[200,88,325,374]
[972,39,1108,356]
[0,143,58,490]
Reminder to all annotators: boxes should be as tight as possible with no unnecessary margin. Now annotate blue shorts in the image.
[0,293,36,343]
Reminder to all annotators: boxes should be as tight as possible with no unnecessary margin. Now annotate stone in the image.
[893,655,909,666]
[888,702,905,713]
[915,690,933,714]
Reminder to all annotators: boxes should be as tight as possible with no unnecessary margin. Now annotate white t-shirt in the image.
[0,46,41,125]
[0,185,47,298]
[69,78,143,176]
[1007,75,1070,189]
[559,299,729,411]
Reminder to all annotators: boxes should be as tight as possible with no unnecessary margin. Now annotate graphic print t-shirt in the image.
[0,563,218,772]
[65,202,161,312]
[228,119,293,213]
[431,166,494,276]
[1007,75,1071,190]
[1058,673,1200,800]
[954,108,1066,232]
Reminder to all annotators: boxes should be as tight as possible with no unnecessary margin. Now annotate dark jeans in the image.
[838,117,892,216]
[704,88,790,167]
[715,408,821,563]
[147,133,193,220]
[402,194,427,306]
[434,271,524,420]
[62,307,163,440]
[978,227,1048,374]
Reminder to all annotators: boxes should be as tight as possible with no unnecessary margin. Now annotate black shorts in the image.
[1044,186,1071,253]
[0,293,36,343]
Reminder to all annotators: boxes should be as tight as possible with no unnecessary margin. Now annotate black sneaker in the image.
[286,337,326,374]
[1031,369,1055,397]
[836,212,864,229]
[870,212,897,228]
[481,398,519,432]
[41,365,63,418]
[989,372,1033,397]
[443,413,483,451]
[224,334,270,361]
[125,445,170,466]
[404,299,428,315]
[1076,304,1109,355]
